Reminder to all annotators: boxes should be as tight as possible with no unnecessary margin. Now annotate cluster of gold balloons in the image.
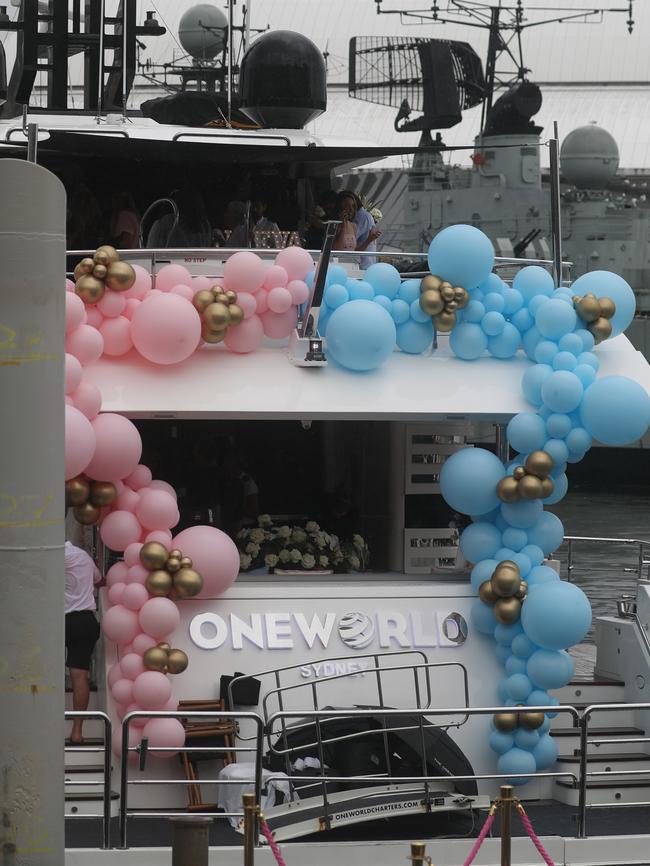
[419,274,469,333]
[493,707,545,733]
[65,475,117,525]
[479,559,527,624]
[496,450,554,503]
[74,245,137,304]
[139,541,204,600]
[192,285,245,344]
[143,641,189,675]
[573,293,616,344]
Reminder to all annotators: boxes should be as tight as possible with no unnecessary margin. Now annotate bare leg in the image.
[69,667,90,743]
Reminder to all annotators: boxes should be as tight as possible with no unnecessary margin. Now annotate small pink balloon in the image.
[224,250,265,293]
[107,662,123,688]
[116,487,140,513]
[171,284,195,301]
[71,380,102,420]
[102,604,140,645]
[131,293,202,366]
[145,529,173,547]
[132,670,172,709]
[138,597,180,639]
[288,279,309,305]
[122,643,134,655]
[98,291,126,319]
[66,292,87,333]
[261,307,298,339]
[132,633,158,655]
[263,265,289,291]
[236,292,257,319]
[148,480,177,499]
[126,564,149,585]
[108,582,126,606]
[267,286,293,314]
[124,464,153,491]
[65,353,83,395]
[123,264,152,300]
[142,717,186,758]
[66,278,75,293]
[123,298,141,320]
[136,489,180,531]
[224,314,264,354]
[192,276,212,292]
[254,289,269,315]
[122,583,150,611]
[125,704,149,728]
[65,404,96,480]
[66,323,104,366]
[155,264,192,292]
[84,306,104,329]
[85,413,142,481]
[100,316,133,356]
[124,542,144,567]
[172,524,240,598]
[112,678,135,706]
[100,510,143,552]
[111,724,141,761]
[106,561,128,588]
[275,246,314,281]
[121,652,146,680]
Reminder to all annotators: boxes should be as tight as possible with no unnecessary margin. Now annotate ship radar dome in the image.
[179,4,228,60]
[560,124,619,189]
[239,30,327,129]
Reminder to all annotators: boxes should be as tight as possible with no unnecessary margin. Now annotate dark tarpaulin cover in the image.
[140,91,257,128]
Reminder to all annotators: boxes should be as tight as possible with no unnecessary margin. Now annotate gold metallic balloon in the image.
[167,649,189,675]
[519,711,545,730]
[491,567,521,598]
[173,567,203,599]
[515,580,528,600]
[193,290,216,313]
[166,556,182,574]
[204,302,230,330]
[440,282,455,303]
[74,257,96,280]
[201,325,227,344]
[576,295,600,323]
[497,476,520,503]
[145,569,173,597]
[453,287,469,309]
[214,292,230,306]
[143,646,169,672]
[89,480,117,507]
[65,476,90,507]
[540,477,554,499]
[158,642,171,651]
[225,290,238,304]
[73,502,101,525]
[228,304,244,326]
[525,450,554,479]
[180,556,193,569]
[140,541,169,571]
[445,300,459,311]
[598,296,616,319]
[518,474,544,500]
[493,711,518,733]
[420,274,442,294]
[572,295,581,304]
[419,289,444,316]
[479,580,498,605]
[93,263,108,280]
[435,309,457,332]
[589,316,612,344]
[494,596,522,624]
[105,260,136,292]
[94,244,119,265]
[75,274,106,304]
[169,549,182,559]
[513,466,526,481]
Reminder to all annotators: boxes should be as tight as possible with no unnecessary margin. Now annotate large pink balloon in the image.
[132,670,172,709]
[66,292,86,333]
[64,404,96,480]
[261,307,298,339]
[65,353,83,395]
[275,246,314,281]
[131,293,202,365]
[139,597,180,638]
[106,561,128,587]
[124,264,152,300]
[112,678,134,706]
[122,583,150,611]
[98,291,126,319]
[155,264,192,292]
[263,265,289,290]
[132,633,158,655]
[102,604,140,645]
[100,316,133,356]
[85,413,142,481]
[224,251,265,293]
[100,510,142,552]
[142,718,186,758]
[66,323,104,366]
[172,525,240,598]
[224,314,264,354]
[71,380,102,420]
[136,489,179,531]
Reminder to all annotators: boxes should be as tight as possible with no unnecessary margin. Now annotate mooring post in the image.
[170,815,212,866]
[243,792,259,866]
[500,784,514,866]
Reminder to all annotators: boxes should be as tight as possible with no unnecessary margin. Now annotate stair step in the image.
[557,778,650,790]
[65,790,120,818]
[554,777,650,807]
[65,764,107,775]
[551,726,645,755]
[65,739,110,768]
[558,752,650,765]
[550,704,633,730]
[552,680,625,705]
[553,726,643,737]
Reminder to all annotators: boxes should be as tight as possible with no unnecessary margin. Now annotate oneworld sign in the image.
[189,609,468,652]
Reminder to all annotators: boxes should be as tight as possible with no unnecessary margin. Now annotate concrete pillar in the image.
[0,159,66,864]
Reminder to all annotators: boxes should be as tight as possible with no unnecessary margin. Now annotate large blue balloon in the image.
[396,319,434,355]
[580,376,650,445]
[540,371,584,413]
[326,300,396,372]
[440,448,505,516]
[533,733,558,770]
[428,224,495,289]
[521,581,592,649]
[527,510,564,554]
[527,648,575,690]
[364,262,401,299]
[507,412,547,454]
[512,266,554,303]
[571,270,636,336]
[497,747,537,786]
[459,522,502,562]
[450,322,488,360]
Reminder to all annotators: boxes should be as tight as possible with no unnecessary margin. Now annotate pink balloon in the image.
[124,542,143,567]
[116,487,140,513]
[98,291,126,319]
[125,704,149,728]
[124,464,153,491]
[65,353,83,395]
[122,583,150,611]
[275,246,314,281]
[171,284,195,301]
[65,396,74,406]
[155,264,192,292]
[149,480,177,499]
[254,289,269,315]
[107,582,126,606]
[122,643,134,656]
[123,298,141,320]
[123,265,152,300]
[107,662,123,688]
[236,292,257,319]
[100,316,133,356]
[287,279,309,305]
[71,381,102,420]
[145,529,173,547]
[139,597,180,639]
[121,652,146,680]
[224,251,265,293]
[192,276,212,292]
[111,724,141,760]
[142,718,186,758]
[261,307,298,339]
[224,314,264,354]
[132,670,172,709]
[66,292,87,333]
[136,489,180,531]
[85,413,142,481]
[84,306,104,329]
[106,561,128,587]
[66,278,75,293]
[66,323,104,366]
[126,564,149,585]
[64,404,96,480]
[132,634,157,656]
[102,604,140,645]
[131,293,202,365]
[267,286,293,314]
[112,678,135,706]
[100,510,143,552]
[172,525,240,598]
[263,265,289,290]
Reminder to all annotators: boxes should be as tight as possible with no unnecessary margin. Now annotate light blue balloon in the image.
[571,270,636,336]
[522,325,542,360]
[318,308,331,336]
[373,295,392,313]
[527,648,575,690]
[460,522,502,562]
[542,472,568,505]
[526,690,560,718]
[578,351,599,371]
[512,308,533,333]
[527,565,560,587]
[549,458,567,479]
[501,499,543,530]
[472,599,498,635]
[494,621,523,645]
[495,513,509,532]
[511,552,532,577]
[507,412,547,454]
[305,269,315,289]
[497,747,537,786]
[575,328,595,351]
[513,266,554,303]
[450,322,488,360]
[506,673,533,701]
[511,634,537,659]
[574,364,597,388]
[348,279,375,301]
[326,265,349,288]
[505,656,528,677]
[324,283,349,309]
[502,527,528,552]
[522,581,592,649]
[535,298,577,339]
[478,273,504,294]
[503,287,524,315]
[326,299,396,372]
[490,730,515,755]
[365,262,401,299]
[396,319,433,355]
[488,323,521,358]
[514,728,540,750]
[580,375,650,445]
[543,437,569,467]
[534,340,559,365]
[427,224,495,289]
[527,511,564,555]
[471,559,499,592]
[533,733,558,770]
[484,292,505,313]
[482,311,506,336]
[553,351,577,372]
[440,448,505,516]
[472,507,500,523]
[546,413,572,439]
[565,427,592,453]
[496,643,511,664]
[497,678,510,703]
[554,291,575,306]
[464,300,486,323]
[522,363,553,406]
[494,547,517,563]
[397,278,421,304]
[541,370,584,413]
[529,295,550,318]
[521,544,544,567]
[410,297,431,324]
[558,333,583,355]
[391,299,410,325]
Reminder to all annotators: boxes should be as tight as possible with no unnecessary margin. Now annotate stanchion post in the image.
[409,841,430,866]
[243,792,259,866]
[500,785,513,866]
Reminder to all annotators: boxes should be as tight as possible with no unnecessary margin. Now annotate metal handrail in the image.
[564,535,650,583]
[64,710,112,849]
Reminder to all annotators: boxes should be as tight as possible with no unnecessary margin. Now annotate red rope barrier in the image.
[463,811,496,866]
[517,804,556,866]
[260,816,288,866]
